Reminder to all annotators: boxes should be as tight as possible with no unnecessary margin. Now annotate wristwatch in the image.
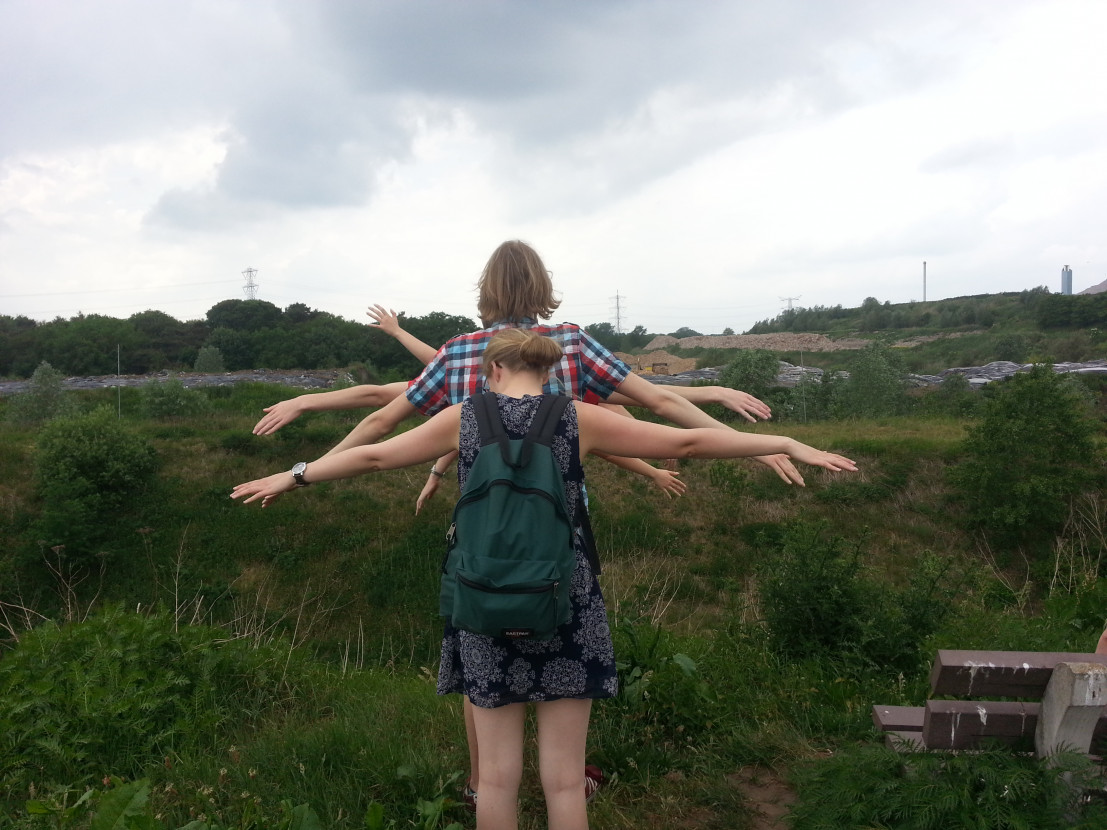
[291,461,310,487]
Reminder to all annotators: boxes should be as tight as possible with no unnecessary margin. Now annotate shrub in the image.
[5,361,79,425]
[717,349,780,400]
[920,371,980,418]
[32,407,159,561]
[789,744,1107,829]
[140,378,212,418]
[193,344,225,373]
[757,523,952,674]
[950,364,1102,552]
[835,342,910,418]
[0,607,300,793]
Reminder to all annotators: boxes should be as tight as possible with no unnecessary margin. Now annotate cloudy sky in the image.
[2,0,1105,336]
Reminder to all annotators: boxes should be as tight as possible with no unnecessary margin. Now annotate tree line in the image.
[746,287,1106,334]
[0,302,703,381]
[0,301,478,382]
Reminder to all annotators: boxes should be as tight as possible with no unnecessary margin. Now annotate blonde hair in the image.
[476,240,562,324]
[482,328,564,377]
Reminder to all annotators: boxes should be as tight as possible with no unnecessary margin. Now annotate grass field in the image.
[1,382,1105,829]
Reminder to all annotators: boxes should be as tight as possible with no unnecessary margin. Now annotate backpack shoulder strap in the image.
[526,395,570,446]
[472,391,511,461]
[474,393,570,468]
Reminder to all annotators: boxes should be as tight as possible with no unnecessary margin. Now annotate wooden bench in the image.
[873,650,1107,758]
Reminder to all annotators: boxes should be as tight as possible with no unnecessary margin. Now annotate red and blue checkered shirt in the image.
[405,319,630,415]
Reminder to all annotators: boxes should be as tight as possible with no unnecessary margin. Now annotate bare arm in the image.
[590,451,686,498]
[416,450,459,514]
[323,393,421,456]
[253,381,409,436]
[575,402,856,486]
[611,373,801,484]
[605,384,772,423]
[232,405,462,506]
[367,305,439,366]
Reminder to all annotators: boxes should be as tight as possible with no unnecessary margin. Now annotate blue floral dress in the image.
[436,394,618,709]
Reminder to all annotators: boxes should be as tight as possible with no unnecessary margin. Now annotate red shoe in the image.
[584,765,604,803]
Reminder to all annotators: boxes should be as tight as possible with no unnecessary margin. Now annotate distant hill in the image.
[1079,278,1107,295]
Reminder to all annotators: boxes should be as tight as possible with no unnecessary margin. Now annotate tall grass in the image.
[2,381,1107,828]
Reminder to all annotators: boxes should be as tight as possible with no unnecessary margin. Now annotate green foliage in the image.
[19,777,326,830]
[193,345,225,373]
[950,364,1102,551]
[668,326,702,338]
[583,322,653,354]
[757,524,953,674]
[1035,291,1107,329]
[835,342,910,418]
[612,616,717,737]
[707,460,749,497]
[140,379,213,418]
[717,349,780,400]
[918,372,981,418]
[789,744,1107,829]
[5,361,80,425]
[0,607,300,794]
[31,407,159,560]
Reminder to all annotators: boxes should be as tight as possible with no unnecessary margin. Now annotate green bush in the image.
[140,378,212,418]
[757,524,952,674]
[193,344,225,373]
[950,364,1102,552]
[32,407,159,560]
[835,342,910,418]
[789,744,1107,829]
[5,361,79,425]
[717,349,780,400]
[0,607,300,794]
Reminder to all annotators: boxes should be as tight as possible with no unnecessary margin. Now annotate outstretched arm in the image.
[611,373,803,484]
[590,451,686,498]
[367,305,439,366]
[232,405,462,507]
[589,402,684,497]
[322,393,421,456]
[252,381,409,436]
[575,402,856,486]
[605,384,772,423]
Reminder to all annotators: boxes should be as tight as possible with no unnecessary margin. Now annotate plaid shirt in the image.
[406,319,630,415]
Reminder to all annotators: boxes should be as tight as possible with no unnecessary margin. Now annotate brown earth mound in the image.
[613,350,699,374]
[644,333,870,352]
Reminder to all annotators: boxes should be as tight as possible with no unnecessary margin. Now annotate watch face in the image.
[292,462,307,475]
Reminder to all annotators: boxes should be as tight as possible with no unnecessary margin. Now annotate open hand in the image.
[715,388,772,423]
[252,399,305,436]
[650,468,687,498]
[231,472,297,507]
[367,304,402,338]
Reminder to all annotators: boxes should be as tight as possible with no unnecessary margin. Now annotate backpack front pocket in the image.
[451,556,564,640]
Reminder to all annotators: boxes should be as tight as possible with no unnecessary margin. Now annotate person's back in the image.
[437,390,614,707]
[407,319,626,413]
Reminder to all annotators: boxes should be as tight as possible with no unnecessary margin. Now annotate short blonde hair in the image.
[476,240,562,325]
[482,328,564,377]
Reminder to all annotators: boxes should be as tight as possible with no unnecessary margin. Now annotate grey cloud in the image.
[6,0,1030,228]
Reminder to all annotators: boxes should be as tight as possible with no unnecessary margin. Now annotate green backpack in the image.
[439,392,576,640]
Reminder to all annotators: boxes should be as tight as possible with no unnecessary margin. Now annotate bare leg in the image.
[536,698,592,830]
[470,700,527,830]
[465,696,480,790]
